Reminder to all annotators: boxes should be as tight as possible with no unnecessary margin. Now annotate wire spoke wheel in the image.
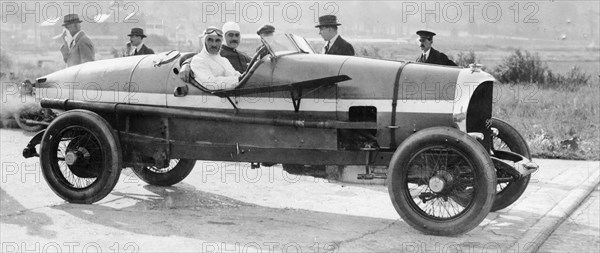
[405,146,475,220]
[492,136,512,193]
[40,110,121,204]
[489,118,532,211]
[132,158,195,186]
[13,107,45,132]
[388,127,495,235]
[146,159,181,173]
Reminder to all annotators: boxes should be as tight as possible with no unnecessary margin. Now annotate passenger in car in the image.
[188,27,242,90]
[315,15,354,56]
[415,30,457,66]
[220,22,252,73]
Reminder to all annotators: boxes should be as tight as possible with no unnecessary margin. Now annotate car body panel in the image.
[34,34,496,163]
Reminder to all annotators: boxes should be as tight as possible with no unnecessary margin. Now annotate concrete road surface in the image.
[1,129,598,252]
[539,187,599,253]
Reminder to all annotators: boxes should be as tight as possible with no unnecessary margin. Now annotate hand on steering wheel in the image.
[179,63,192,83]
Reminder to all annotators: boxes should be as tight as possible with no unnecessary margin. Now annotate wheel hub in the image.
[428,171,454,193]
[65,147,90,166]
[429,177,445,193]
[65,151,78,165]
[66,146,98,178]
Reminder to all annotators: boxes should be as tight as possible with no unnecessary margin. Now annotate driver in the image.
[255,24,275,58]
[188,27,242,90]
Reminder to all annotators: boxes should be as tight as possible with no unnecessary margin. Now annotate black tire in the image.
[490,118,532,211]
[282,164,327,178]
[282,164,305,175]
[40,110,122,204]
[387,127,496,235]
[13,106,44,132]
[131,159,196,186]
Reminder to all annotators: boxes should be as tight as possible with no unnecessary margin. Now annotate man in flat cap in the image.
[257,24,275,38]
[220,21,251,73]
[316,15,354,56]
[124,28,154,56]
[416,30,456,66]
[60,14,95,67]
[256,24,275,55]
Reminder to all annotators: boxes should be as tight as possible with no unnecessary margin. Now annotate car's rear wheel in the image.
[387,127,495,235]
[132,159,196,186]
[490,118,532,211]
[282,164,327,178]
[40,110,122,204]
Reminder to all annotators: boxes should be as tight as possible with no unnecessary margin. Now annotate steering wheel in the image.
[236,46,268,89]
[243,46,266,77]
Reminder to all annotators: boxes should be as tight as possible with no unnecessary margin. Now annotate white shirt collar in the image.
[323,34,339,53]
[330,34,339,45]
[127,42,144,56]
[422,48,431,59]
[65,30,83,48]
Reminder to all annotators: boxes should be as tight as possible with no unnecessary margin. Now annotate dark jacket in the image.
[325,36,354,56]
[417,47,456,66]
[220,45,251,73]
[124,43,155,56]
[133,44,154,55]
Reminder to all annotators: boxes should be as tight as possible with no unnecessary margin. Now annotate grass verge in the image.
[494,83,599,160]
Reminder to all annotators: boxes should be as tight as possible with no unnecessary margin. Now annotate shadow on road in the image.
[49,182,404,250]
[0,187,57,238]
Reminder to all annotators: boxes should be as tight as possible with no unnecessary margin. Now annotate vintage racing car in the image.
[22,33,538,236]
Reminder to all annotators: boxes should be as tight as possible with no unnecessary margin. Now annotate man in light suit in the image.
[124,28,154,56]
[415,30,456,66]
[60,14,95,67]
[315,15,354,56]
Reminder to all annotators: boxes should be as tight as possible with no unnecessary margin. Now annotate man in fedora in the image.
[124,28,154,56]
[416,30,456,66]
[60,14,95,67]
[315,15,354,56]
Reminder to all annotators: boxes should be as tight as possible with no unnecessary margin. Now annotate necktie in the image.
[324,41,330,54]
[420,53,426,62]
[134,48,138,55]
[69,40,74,49]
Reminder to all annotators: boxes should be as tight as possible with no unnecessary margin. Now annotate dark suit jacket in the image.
[417,47,456,66]
[133,44,154,55]
[124,43,155,56]
[326,36,355,56]
[220,45,251,73]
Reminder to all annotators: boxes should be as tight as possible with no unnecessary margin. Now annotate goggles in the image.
[204,28,223,37]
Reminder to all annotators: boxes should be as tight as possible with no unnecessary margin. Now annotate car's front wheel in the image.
[40,110,122,204]
[387,127,496,235]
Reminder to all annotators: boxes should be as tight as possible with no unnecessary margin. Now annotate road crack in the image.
[335,219,400,247]
[0,203,63,218]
